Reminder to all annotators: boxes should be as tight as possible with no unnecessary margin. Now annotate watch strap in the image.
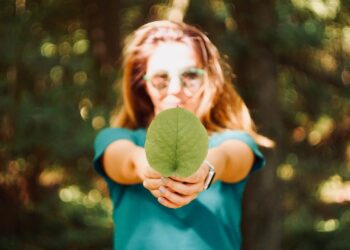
[203,160,216,190]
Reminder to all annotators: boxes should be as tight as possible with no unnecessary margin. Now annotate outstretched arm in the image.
[214,139,255,183]
[143,139,255,208]
[102,140,161,185]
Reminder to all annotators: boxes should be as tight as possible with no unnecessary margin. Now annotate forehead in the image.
[146,42,199,73]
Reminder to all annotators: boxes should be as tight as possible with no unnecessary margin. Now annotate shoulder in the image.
[95,127,133,146]
[209,130,256,148]
[94,127,146,156]
[95,127,133,139]
[95,127,146,141]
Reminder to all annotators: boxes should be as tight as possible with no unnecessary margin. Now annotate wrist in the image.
[131,146,144,182]
[206,147,227,182]
[203,160,216,190]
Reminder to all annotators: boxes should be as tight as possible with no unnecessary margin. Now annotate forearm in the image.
[205,147,227,183]
[102,140,142,185]
[207,140,254,183]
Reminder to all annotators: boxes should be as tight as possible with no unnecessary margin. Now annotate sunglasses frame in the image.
[143,67,206,96]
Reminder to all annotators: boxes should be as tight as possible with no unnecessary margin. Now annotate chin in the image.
[156,102,196,114]
[181,106,197,114]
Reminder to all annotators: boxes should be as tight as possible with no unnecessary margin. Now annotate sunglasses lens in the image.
[151,72,169,90]
[181,69,204,93]
[147,68,205,95]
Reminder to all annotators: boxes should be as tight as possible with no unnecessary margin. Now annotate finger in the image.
[157,197,179,209]
[170,172,203,184]
[161,177,170,185]
[159,186,197,206]
[151,189,180,208]
[143,178,163,191]
[171,163,209,183]
[144,166,162,179]
[164,178,202,196]
[150,189,162,199]
[170,175,198,184]
[169,176,187,182]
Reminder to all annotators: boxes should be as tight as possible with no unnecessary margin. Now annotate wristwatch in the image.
[203,160,216,190]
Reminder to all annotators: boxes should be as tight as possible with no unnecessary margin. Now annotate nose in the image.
[167,76,182,95]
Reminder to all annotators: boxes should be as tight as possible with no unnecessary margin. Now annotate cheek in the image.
[145,84,162,105]
[186,94,203,112]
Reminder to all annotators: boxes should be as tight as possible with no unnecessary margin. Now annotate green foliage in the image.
[145,107,208,177]
[0,0,349,249]
[0,0,114,249]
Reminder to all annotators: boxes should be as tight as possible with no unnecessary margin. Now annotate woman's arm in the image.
[168,139,255,185]
[102,137,254,208]
[209,139,255,183]
[102,140,141,184]
[143,139,255,208]
[102,140,161,185]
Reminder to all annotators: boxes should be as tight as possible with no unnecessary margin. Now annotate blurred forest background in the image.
[0,0,349,249]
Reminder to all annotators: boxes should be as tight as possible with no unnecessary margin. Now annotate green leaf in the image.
[145,107,208,177]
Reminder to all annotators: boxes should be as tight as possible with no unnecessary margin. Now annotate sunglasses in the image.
[143,67,206,96]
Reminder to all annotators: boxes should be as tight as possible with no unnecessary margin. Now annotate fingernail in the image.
[161,177,169,185]
[158,197,164,203]
[159,186,166,194]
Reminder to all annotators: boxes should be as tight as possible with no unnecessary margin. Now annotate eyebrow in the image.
[150,66,201,73]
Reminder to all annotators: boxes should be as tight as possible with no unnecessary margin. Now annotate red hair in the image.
[112,20,273,147]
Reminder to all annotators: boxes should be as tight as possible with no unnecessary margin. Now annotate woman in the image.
[93,20,272,250]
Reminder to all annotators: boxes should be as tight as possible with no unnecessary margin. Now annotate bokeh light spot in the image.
[73,29,87,41]
[308,130,321,145]
[73,71,88,85]
[92,116,106,130]
[319,175,350,203]
[292,126,306,142]
[315,219,339,232]
[79,98,92,121]
[58,41,72,56]
[41,42,57,58]
[277,164,295,181]
[39,168,64,187]
[50,66,64,85]
[88,189,102,203]
[59,185,82,203]
[73,40,89,55]
[80,106,89,121]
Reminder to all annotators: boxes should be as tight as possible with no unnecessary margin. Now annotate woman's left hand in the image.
[144,162,210,209]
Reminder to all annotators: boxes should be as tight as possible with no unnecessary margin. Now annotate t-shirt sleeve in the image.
[209,130,265,174]
[93,127,134,185]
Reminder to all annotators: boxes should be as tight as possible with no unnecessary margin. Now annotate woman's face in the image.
[144,42,204,116]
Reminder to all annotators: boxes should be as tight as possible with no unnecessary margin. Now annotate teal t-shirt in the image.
[93,128,265,250]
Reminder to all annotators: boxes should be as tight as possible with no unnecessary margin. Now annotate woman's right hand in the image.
[132,146,201,209]
[131,147,172,203]
[131,146,161,181]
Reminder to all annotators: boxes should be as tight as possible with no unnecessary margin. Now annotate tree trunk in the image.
[232,1,284,250]
[84,0,121,68]
[82,0,121,107]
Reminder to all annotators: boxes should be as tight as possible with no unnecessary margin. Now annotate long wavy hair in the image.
[112,20,273,147]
